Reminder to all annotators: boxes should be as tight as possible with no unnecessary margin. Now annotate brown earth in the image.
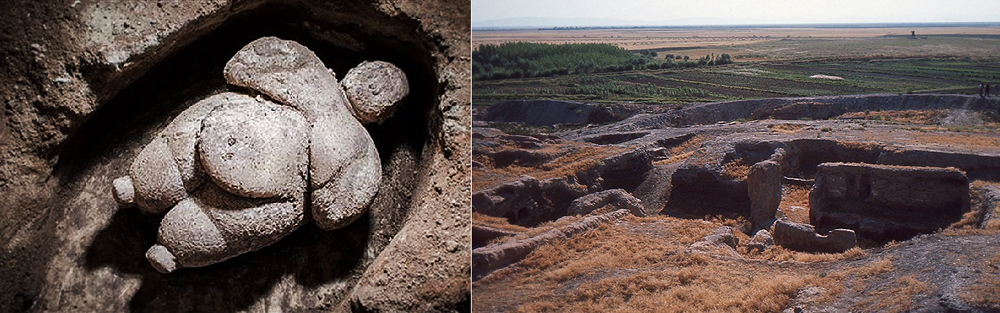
[0,0,470,312]
[473,94,1000,312]
[473,27,1000,49]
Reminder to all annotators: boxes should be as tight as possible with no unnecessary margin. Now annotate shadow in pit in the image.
[85,207,370,312]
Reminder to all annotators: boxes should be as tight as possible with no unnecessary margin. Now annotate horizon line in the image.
[472,21,1000,31]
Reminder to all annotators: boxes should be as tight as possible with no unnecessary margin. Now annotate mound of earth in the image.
[810,74,844,80]
[479,99,641,127]
[473,94,1000,311]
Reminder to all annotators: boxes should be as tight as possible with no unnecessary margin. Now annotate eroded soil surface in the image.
[473,95,1000,312]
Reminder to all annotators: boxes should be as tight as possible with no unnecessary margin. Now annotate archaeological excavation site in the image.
[473,95,1000,311]
[0,0,470,312]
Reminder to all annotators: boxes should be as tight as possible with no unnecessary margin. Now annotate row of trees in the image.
[565,82,710,98]
[472,42,734,81]
[696,53,734,66]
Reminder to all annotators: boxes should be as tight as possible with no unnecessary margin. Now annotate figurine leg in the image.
[112,176,136,208]
[123,137,188,215]
[312,141,381,230]
[145,244,177,274]
[150,184,307,273]
[153,198,228,271]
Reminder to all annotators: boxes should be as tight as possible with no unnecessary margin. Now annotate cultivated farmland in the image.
[472,26,1000,107]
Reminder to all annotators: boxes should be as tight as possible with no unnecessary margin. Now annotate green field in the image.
[473,58,1000,107]
[472,42,729,81]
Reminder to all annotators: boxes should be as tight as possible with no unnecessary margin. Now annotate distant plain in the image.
[472,25,1000,107]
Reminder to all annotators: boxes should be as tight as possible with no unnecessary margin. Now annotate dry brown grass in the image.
[905,131,1000,150]
[838,110,948,125]
[834,140,882,151]
[778,184,811,224]
[961,251,1000,309]
[582,203,620,216]
[940,227,1000,237]
[985,218,1000,231]
[972,180,1000,189]
[941,180,1000,236]
[653,135,707,166]
[475,210,979,313]
[668,135,707,155]
[481,216,711,284]
[843,257,896,279]
[513,260,810,313]
[516,215,589,240]
[474,213,598,244]
[721,158,751,180]
[503,254,821,312]
[472,168,507,192]
[473,212,530,233]
[854,275,932,313]
[473,141,632,192]
[653,151,694,165]
[743,245,868,263]
[473,215,881,312]
[705,214,749,229]
[760,256,894,307]
[975,181,1000,231]
[787,256,896,308]
[950,186,986,230]
[769,123,807,134]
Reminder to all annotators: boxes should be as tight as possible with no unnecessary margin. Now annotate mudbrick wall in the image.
[0,0,470,311]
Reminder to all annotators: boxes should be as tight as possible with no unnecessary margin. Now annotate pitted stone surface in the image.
[747,229,775,252]
[112,176,136,207]
[773,218,857,253]
[145,245,177,274]
[129,136,187,215]
[155,183,307,270]
[111,37,396,273]
[748,160,781,230]
[567,188,647,217]
[311,140,382,230]
[223,37,383,231]
[199,96,308,199]
[224,37,360,185]
[307,114,375,188]
[156,198,229,267]
[342,60,409,124]
[160,93,224,188]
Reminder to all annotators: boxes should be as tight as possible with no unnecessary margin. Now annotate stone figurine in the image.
[110,37,408,273]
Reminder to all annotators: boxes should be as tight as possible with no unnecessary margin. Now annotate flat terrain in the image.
[473,26,1000,60]
[474,59,1000,106]
[472,26,1000,107]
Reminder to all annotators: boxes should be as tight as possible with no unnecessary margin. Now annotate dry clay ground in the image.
[472,95,1000,312]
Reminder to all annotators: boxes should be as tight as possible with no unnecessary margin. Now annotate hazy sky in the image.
[472,0,1000,26]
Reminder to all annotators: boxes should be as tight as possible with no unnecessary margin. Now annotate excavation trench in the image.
[663,138,997,244]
